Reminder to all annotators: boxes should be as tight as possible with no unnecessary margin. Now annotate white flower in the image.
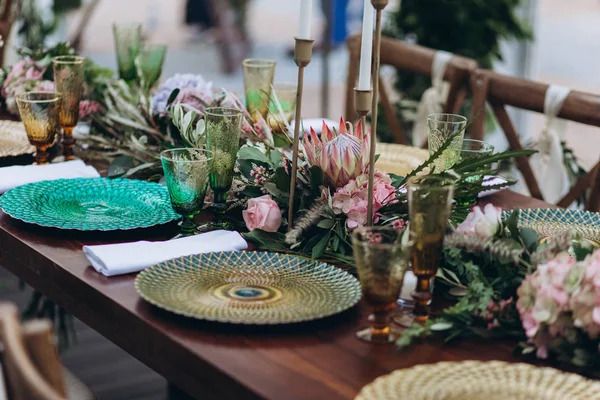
[456,204,502,239]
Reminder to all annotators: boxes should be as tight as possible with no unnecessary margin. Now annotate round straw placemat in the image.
[0,120,35,158]
[355,361,600,400]
[375,143,428,177]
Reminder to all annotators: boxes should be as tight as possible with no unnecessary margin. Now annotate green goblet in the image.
[161,148,213,237]
[204,107,243,231]
[113,22,142,82]
[427,113,467,172]
[138,44,167,89]
[455,139,495,206]
[242,59,276,121]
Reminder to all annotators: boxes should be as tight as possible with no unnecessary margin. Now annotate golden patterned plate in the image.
[376,143,429,177]
[135,251,362,324]
[355,361,600,400]
[508,208,600,245]
[0,120,35,158]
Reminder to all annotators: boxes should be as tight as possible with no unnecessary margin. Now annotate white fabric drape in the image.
[412,50,453,147]
[529,84,571,204]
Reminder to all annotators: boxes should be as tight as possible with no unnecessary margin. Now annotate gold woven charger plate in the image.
[355,361,600,400]
[0,120,35,158]
[375,143,428,177]
[135,251,362,325]
[510,208,600,245]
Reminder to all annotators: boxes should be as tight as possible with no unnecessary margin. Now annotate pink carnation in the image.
[331,169,396,229]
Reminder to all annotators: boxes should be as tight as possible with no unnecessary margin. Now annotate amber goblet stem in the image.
[62,126,75,160]
[35,146,51,165]
[412,276,432,323]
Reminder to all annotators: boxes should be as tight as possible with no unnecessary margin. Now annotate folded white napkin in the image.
[0,160,100,194]
[83,230,248,277]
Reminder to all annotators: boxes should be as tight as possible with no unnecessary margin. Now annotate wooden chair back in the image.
[345,35,478,145]
[0,303,67,400]
[0,0,23,67]
[469,69,600,211]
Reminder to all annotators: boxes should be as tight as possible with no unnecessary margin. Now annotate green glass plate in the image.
[135,251,362,325]
[0,178,179,231]
[503,208,600,245]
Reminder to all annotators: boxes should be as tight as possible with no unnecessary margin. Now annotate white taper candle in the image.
[358,0,374,90]
[298,0,314,39]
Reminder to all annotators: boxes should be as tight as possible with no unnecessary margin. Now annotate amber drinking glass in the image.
[242,59,276,121]
[353,226,410,343]
[113,22,142,82]
[455,139,495,206]
[427,113,467,172]
[16,92,61,165]
[161,148,213,238]
[405,176,454,324]
[52,55,85,160]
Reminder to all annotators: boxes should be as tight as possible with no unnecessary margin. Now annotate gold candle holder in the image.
[288,37,314,232]
[366,0,389,226]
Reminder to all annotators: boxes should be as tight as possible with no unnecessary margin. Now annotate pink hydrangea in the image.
[331,169,397,229]
[516,248,600,359]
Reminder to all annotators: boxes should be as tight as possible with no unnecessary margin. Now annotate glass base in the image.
[355,327,395,344]
[197,220,234,232]
[393,311,430,328]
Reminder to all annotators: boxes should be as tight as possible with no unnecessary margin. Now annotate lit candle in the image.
[298,0,314,39]
[358,0,374,90]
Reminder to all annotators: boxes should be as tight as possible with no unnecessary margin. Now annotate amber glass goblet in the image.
[52,55,85,161]
[353,226,410,344]
[403,176,454,325]
[16,92,61,165]
[242,59,276,121]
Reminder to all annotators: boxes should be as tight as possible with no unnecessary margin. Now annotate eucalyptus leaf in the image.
[316,219,335,229]
[167,88,180,107]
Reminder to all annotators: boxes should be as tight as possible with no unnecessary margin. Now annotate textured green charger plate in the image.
[504,208,600,244]
[135,251,362,325]
[0,178,179,231]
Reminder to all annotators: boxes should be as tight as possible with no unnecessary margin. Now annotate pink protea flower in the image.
[303,118,370,188]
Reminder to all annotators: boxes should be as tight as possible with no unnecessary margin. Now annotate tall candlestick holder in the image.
[354,87,372,144]
[366,0,389,226]
[288,37,314,232]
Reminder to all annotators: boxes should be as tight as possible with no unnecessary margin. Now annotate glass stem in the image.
[63,126,75,161]
[180,215,196,235]
[369,305,393,343]
[412,277,432,323]
[211,190,227,225]
[34,147,50,165]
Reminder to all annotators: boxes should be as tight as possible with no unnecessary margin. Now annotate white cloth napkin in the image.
[83,230,248,277]
[413,50,453,147]
[0,160,100,194]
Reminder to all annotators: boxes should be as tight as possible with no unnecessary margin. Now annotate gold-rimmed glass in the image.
[113,22,142,82]
[401,176,454,326]
[456,139,495,206]
[16,92,61,165]
[427,113,467,172]
[353,226,410,344]
[52,55,85,161]
[161,148,213,238]
[242,59,276,121]
[203,107,243,231]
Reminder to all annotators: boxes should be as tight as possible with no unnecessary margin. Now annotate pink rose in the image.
[243,195,282,232]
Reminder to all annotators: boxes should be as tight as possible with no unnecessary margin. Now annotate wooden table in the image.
[0,190,552,400]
